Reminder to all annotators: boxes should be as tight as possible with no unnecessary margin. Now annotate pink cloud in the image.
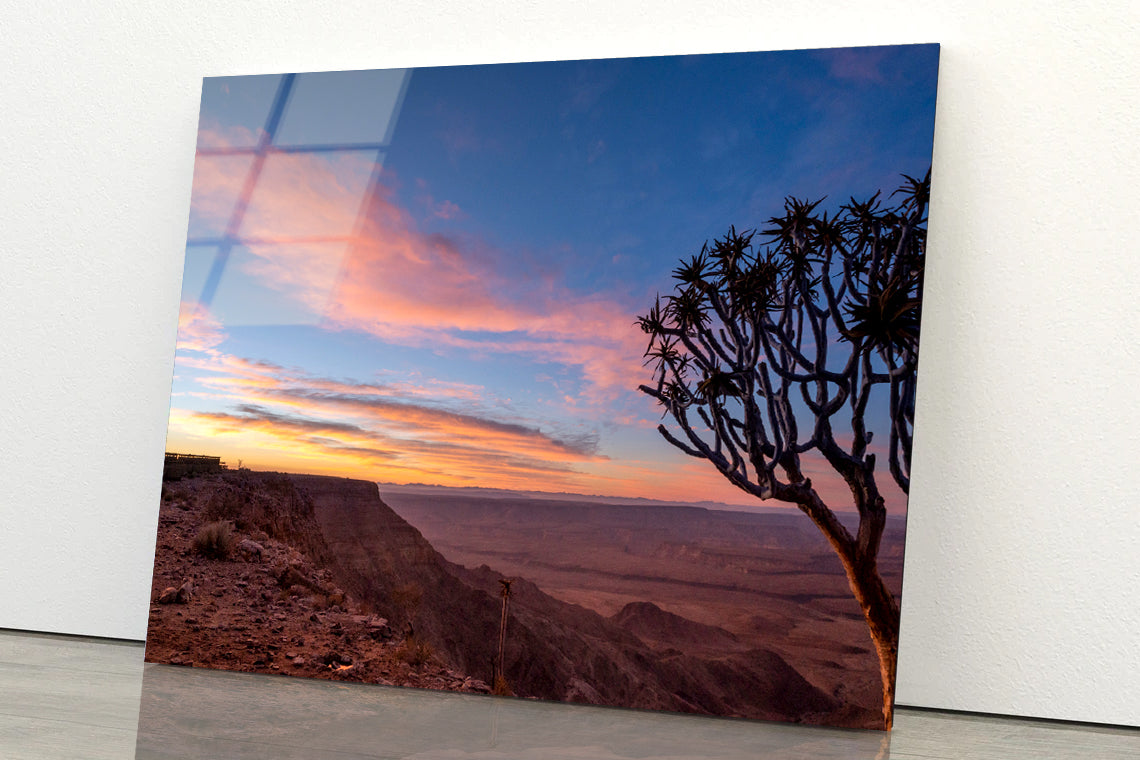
[240,151,374,240]
[187,154,254,238]
[196,121,264,151]
[433,200,461,219]
[187,141,647,405]
[324,182,647,402]
[176,302,226,353]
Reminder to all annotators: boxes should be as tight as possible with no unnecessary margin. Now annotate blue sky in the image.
[168,44,938,511]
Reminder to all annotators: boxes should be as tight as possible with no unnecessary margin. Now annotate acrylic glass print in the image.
[148,44,940,731]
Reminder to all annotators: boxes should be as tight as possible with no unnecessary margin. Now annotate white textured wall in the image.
[1,0,1137,728]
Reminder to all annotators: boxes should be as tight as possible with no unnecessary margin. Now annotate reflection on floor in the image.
[0,630,1136,759]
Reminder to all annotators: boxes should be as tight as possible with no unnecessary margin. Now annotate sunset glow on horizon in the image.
[166,48,939,512]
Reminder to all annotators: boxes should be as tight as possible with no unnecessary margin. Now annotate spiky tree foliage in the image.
[636,171,930,729]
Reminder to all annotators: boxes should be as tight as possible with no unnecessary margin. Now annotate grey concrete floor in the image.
[1,630,1136,759]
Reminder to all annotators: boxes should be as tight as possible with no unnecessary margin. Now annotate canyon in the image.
[146,471,904,728]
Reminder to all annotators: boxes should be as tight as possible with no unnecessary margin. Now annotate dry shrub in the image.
[192,521,235,559]
[396,635,433,667]
[491,675,513,697]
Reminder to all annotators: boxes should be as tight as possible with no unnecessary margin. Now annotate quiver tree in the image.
[637,171,929,729]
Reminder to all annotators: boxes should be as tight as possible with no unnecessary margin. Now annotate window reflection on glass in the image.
[189,70,411,325]
[274,69,409,147]
[196,74,283,150]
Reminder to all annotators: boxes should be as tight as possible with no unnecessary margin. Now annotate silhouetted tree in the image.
[637,171,929,729]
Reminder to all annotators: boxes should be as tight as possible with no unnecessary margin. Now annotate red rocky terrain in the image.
[145,472,490,694]
[146,470,865,726]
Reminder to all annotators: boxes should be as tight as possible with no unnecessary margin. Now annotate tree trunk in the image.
[821,454,901,729]
[790,484,900,729]
[839,553,900,729]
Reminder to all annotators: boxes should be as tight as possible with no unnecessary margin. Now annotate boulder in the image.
[156,580,194,605]
[156,587,180,604]
[238,539,265,562]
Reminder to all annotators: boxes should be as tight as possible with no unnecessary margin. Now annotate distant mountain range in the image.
[375,479,898,518]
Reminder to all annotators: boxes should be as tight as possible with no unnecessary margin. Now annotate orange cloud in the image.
[168,327,897,511]
[170,330,608,491]
[172,403,598,491]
